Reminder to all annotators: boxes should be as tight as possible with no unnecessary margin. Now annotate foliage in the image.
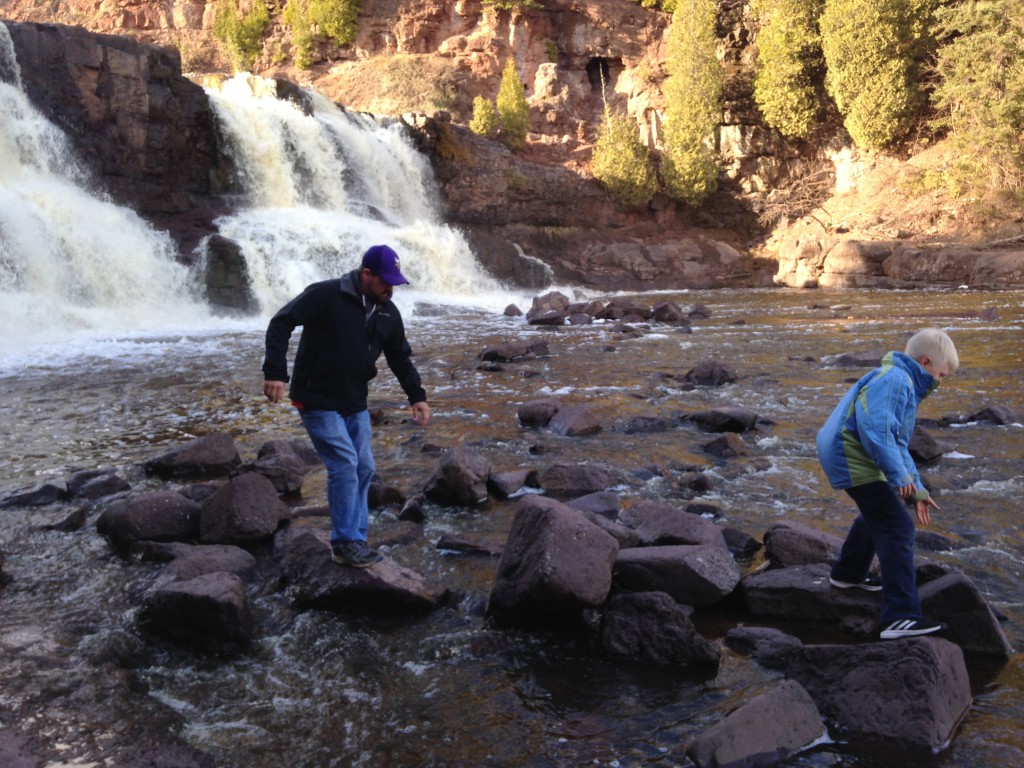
[496,59,530,150]
[751,0,823,139]
[819,0,938,149]
[212,0,270,72]
[591,106,658,209]
[636,0,678,10]
[931,0,1024,195]
[660,0,721,206]
[469,96,499,138]
[283,0,360,68]
[482,0,539,8]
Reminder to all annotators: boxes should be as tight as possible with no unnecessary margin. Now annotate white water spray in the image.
[206,74,512,315]
[0,23,212,361]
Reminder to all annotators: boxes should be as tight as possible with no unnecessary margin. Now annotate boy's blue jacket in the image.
[816,351,938,498]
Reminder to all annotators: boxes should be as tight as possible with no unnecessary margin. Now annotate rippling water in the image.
[1,288,1022,767]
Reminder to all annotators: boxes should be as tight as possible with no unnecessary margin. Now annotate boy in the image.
[816,328,958,640]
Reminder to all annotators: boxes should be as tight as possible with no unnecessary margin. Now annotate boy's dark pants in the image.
[832,480,922,624]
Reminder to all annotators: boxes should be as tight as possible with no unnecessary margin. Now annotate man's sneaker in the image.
[879,618,947,640]
[331,541,383,568]
[829,575,883,592]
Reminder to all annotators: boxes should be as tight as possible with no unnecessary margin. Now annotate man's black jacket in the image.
[262,269,426,414]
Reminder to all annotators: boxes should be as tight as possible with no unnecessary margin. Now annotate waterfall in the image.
[0,23,212,361]
[206,74,509,315]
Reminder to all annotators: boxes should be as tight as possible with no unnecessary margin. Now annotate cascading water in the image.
[205,74,511,316]
[0,23,211,360]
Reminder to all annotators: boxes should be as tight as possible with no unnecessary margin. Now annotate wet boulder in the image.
[526,290,571,325]
[787,638,972,753]
[619,415,671,434]
[619,500,727,548]
[688,680,826,768]
[517,398,563,428]
[909,426,951,463]
[548,404,603,437]
[600,591,720,667]
[276,526,438,613]
[139,572,253,648]
[97,491,201,550]
[241,439,319,495]
[480,342,534,362]
[703,432,747,458]
[136,541,257,589]
[487,496,619,625]
[423,445,492,507]
[487,468,540,499]
[763,520,844,567]
[683,359,737,386]
[66,468,130,500]
[199,472,291,545]
[539,462,622,498]
[920,572,1014,659]
[143,432,242,480]
[966,404,1017,425]
[567,490,620,518]
[0,482,66,509]
[613,544,741,607]
[650,300,689,326]
[724,626,804,671]
[682,406,758,433]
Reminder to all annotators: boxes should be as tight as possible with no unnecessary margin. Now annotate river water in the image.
[1,287,1022,767]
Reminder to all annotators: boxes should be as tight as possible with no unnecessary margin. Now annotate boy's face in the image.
[920,356,952,381]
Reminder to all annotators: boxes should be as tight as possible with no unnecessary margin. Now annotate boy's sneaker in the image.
[331,541,383,568]
[879,618,948,640]
[829,575,883,592]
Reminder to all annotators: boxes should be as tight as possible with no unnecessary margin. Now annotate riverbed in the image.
[1,287,1022,767]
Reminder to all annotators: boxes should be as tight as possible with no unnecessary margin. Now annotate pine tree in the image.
[661,0,722,206]
[496,59,529,150]
[591,106,658,209]
[469,96,499,139]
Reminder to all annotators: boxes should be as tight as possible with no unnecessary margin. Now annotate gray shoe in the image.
[331,541,383,568]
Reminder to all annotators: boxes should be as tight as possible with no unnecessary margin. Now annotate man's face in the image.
[361,269,394,303]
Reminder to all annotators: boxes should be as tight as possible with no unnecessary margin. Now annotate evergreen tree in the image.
[661,0,722,206]
[819,0,937,149]
[932,0,1024,194]
[751,0,823,139]
[469,95,499,139]
[496,59,530,149]
[213,0,270,72]
[591,106,658,209]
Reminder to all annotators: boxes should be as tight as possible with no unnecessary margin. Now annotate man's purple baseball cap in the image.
[361,244,410,286]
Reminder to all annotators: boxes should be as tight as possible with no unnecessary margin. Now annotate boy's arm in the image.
[853,374,919,488]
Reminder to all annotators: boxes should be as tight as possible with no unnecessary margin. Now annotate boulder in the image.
[66,468,130,500]
[487,468,540,499]
[136,542,257,588]
[423,445,492,507]
[684,359,738,386]
[703,432,747,458]
[487,496,619,625]
[139,572,253,648]
[650,300,689,326]
[614,544,741,607]
[479,342,534,362]
[517,398,563,428]
[526,291,570,325]
[909,425,951,463]
[682,406,758,433]
[539,463,621,498]
[277,527,438,613]
[787,638,972,753]
[619,500,727,548]
[619,416,671,434]
[96,491,201,550]
[567,491,620,518]
[548,404,603,437]
[199,472,291,545]
[965,404,1017,425]
[143,432,241,480]
[920,572,1014,659]
[724,626,804,671]
[688,680,826,768]
[0,482,66,509]
[600,591,720,667]
[241,439,319,494]
[763,520,844,567]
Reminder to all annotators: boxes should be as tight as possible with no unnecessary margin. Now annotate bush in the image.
[591,108,658,209]
[470,96,499,138]
[496,59,530,149]
[661,0,721,205]
[283,0,361,68]
[751,0,823,139]
[213,0,270,72]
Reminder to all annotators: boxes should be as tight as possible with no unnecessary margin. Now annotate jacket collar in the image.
[884,350,939,399]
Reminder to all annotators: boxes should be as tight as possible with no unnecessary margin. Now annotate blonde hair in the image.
[905,328,959,374]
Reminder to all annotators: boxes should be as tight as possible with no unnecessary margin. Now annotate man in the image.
[262,244,430,567]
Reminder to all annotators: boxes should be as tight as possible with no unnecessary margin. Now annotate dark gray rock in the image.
[684,359,737,386]
[763,520,844,567]
[137,541,257,588]
[650,300,689,326]
[920,572,1014,659]
[67,468,131,500]
[787,638,972,753]
[139,572,253,647]
[600,591,719,666]
[487,496,619,624]
[567,490,620,518]
[517,398,563,428]
[724,626,804,671]
[199,472,291,544]
[144,432,242,480]
[614,544,741,607]
[909,425,950,463]
[423,445,492,507]
[548,404,602,437]
[487,468,540,499]
[0,482,66,509]
[688,680,826,768]
[97,491,201,550]
[619,500,727,548]
[703,432,747,458]
[683,406,759,433]
[539,463,621,498]
[619,415,671,434]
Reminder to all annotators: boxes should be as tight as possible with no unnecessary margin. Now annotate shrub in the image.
[660,0,721,206]
[591,107,658,209]
[470,96,499,138]
[213,0,270,72]
[496,59,530,149]
[283,0,361,68]
[751,0,823,139]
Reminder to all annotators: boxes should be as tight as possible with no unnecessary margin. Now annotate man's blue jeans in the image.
[298,408,375,546]
[832,481,921,624]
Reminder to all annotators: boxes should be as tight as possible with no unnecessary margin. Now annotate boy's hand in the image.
[915,496,940,526]
[897,483,915,499]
